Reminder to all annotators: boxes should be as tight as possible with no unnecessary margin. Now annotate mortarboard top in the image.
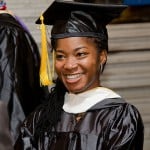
[36,0,127,26]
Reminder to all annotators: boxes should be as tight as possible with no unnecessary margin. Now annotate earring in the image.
[100,64,103,73]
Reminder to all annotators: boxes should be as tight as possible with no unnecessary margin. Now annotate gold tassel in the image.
[39,15,53,86]
[52,50,55,78]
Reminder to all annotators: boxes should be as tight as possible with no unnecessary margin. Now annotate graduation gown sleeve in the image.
[98,103,144,150]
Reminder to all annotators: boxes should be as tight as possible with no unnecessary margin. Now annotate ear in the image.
[99,49,107,65]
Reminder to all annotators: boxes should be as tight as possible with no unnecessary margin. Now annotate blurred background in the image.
[7,0,150,149]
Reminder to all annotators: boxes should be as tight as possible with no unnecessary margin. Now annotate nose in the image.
[64,57,78,70]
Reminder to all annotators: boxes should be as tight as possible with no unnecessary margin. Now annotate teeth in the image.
[66,74,81,79]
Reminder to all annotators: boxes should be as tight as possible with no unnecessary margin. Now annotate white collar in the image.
[63,87,121,114]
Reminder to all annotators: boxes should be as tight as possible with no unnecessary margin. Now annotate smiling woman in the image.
[14,1,144,150]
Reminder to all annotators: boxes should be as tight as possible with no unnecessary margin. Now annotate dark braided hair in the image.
[34,78,67,139]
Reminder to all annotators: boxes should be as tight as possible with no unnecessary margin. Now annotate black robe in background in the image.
[0,13,48,143]
[15,98,144,150]
[0,101,13,150]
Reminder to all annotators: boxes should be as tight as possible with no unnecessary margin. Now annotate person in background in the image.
[0,0,48,144]
[15,1,144,149]
[0,101,13,150]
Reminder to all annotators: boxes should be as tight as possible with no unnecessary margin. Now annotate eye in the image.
[55,53,65,60]
[76,52,88,58]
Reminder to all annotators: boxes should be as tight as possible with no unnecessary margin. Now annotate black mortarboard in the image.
[36,0,127,39]
[36,0,126,25]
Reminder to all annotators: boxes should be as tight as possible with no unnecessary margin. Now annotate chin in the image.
[68,86,87,94]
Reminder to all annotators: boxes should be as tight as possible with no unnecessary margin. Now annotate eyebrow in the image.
[74,46,87,51]
[56,46,87,52]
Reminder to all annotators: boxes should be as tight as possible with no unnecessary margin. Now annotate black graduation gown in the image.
[15,98,144,150]
[0,13,48,143]
[0,101,13,150]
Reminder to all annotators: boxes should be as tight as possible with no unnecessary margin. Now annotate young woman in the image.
[15,1,144,149]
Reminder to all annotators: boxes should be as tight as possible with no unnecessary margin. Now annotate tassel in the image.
[39,15,53,86]
[52,50,55,78]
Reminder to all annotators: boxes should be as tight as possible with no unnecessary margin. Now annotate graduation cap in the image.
[36,0,127,25]
[36,0,127,40]
[36,0,127,86]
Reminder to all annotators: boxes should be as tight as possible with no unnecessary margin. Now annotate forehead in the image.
[55,37,99,55]
[55,37,97,50]
[55,37,96,47]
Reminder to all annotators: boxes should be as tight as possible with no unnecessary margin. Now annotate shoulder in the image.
[99,100,144,149]
[108,99,143,122]
[116,102,142,120]
[107,101,144,131]
[90,98,143,125]
[92,97,141,115]
[14,106,43,149]
[20,106,43,135]
[0,13,30,36]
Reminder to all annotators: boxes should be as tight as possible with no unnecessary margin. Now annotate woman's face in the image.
[55,37,107,94]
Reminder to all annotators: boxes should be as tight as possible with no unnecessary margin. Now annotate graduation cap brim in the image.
[36,0,127,26]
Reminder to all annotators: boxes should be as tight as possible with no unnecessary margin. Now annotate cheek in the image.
[86,55,100,69]
[89,58,101,75]
[55,62,62,74]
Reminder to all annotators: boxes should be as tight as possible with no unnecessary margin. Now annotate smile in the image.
[65,73,82,79]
